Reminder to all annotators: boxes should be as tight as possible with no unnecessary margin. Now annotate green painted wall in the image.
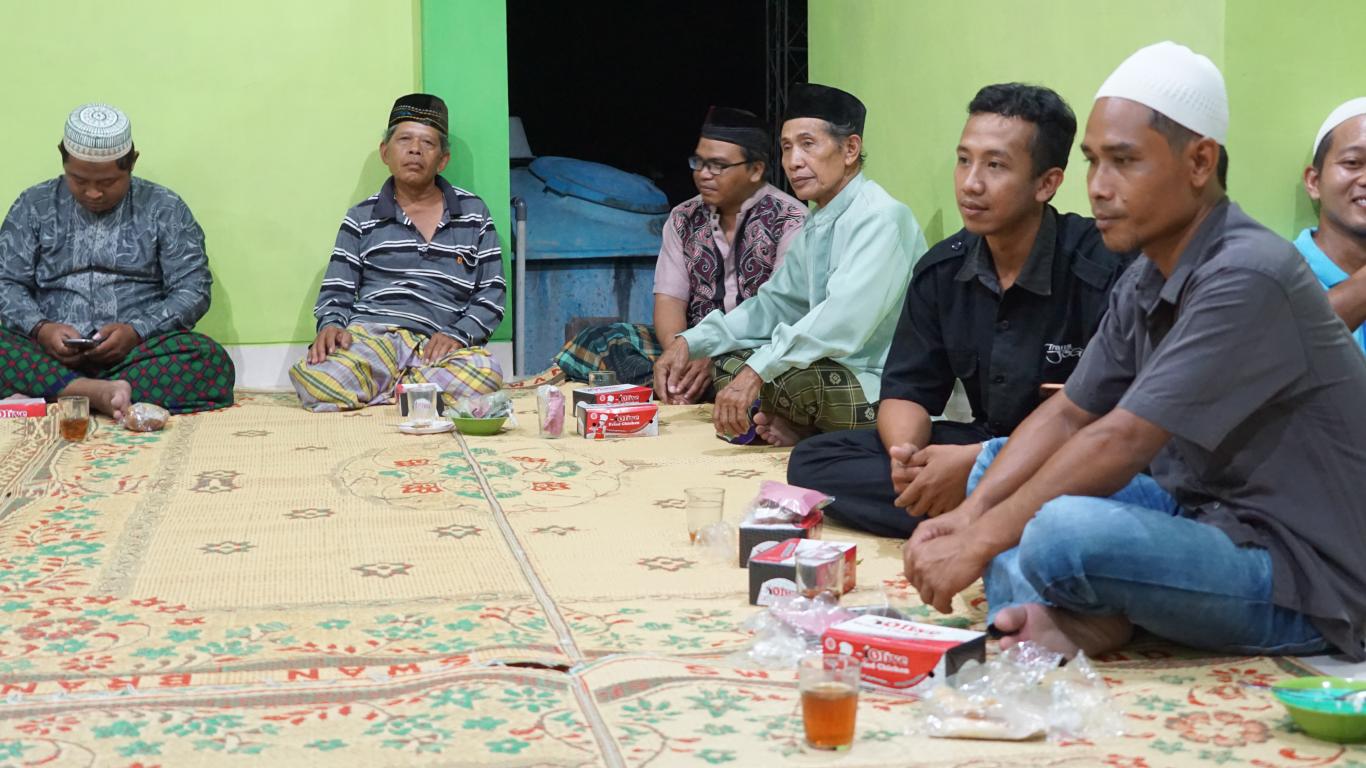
[0,0,420,345]
[810,0,1361,245]
[422,0,512,342]
[0,0,512,346]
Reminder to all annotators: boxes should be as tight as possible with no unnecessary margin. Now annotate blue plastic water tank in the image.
[512,157,669,371]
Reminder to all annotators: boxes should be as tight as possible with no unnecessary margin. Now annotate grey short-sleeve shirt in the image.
[1066,200,1366,659]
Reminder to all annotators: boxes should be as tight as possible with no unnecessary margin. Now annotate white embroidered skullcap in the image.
[1314,97,1366,158]
[1095,41,1227,145]
[62,103,132,162]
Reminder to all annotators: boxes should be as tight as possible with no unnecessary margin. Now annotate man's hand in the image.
[896,443,980,518]
[652,339,691,402]
[713,367,763,437]
[422,332,464,363]
[669,357,713,404]
[308,325,353,364]
[86,323,141,367]
[34,321,87,367]
[903,514,990,614]
[888,441,920,494]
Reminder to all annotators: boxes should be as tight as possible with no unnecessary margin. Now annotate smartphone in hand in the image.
[63,337,99,350]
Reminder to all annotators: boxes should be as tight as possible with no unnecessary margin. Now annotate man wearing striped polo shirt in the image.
[291,94,505,412]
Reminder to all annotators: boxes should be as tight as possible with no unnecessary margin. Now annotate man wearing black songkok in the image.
[555,107,806,395]
[656,84,929,446]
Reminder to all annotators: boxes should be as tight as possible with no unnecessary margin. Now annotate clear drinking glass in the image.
[58,396,90,441]
[799,653,861,751]
[587,370,618,388]
[795,546,845,600]
[684,487,724,544]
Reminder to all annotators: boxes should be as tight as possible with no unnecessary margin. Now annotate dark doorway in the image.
[507,0,807,205]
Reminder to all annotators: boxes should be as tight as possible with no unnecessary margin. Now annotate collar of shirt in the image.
[371,175,460,227]
[705,183,782,222]
[1295,227,1351,288]
[953,206,1059,296]
[806,172,865,229]
[1135,197,1232,317]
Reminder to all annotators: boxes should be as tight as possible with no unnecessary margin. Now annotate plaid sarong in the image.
[289,323,503,412]
[714,349,876,432]
[0,328,234,414]
[554,323,661,385]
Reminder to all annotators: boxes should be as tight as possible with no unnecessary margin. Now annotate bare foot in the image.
[752,411,817,447]
[59,378,133,421]
[993,603,1133,658]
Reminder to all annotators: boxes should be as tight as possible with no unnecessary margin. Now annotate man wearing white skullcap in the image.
[904,42,1366,663]
[0,103,234,419]
[1297,97,1366,353]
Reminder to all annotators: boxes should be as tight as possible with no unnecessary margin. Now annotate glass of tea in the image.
[799,652,860,751]
[58,396,91,442]
[684,487,724,544]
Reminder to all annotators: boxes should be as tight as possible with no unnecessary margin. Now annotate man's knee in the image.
[1016,497,1120,601]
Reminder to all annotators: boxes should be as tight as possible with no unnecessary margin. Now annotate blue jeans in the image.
[970,438,1329,655]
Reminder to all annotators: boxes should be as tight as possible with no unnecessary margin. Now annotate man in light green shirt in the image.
[654,84,928,446]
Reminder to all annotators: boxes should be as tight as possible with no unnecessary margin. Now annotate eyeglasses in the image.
[688,155,747,175]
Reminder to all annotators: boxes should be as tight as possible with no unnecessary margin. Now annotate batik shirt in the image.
[0,177,211,339]
[653,183,806,326]
[313,176,505,347]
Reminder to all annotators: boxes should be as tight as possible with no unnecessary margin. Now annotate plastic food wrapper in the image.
[742,480,834,525]
[731,593,860,669]
[537,385,565,438]
[452,392,515,421]
[693,520,738,563]
[920,642,1124,742]
[121,402,169,432]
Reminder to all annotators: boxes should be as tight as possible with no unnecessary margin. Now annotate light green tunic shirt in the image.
[680,173,927,401]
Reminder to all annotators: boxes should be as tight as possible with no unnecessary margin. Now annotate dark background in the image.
[508,1,801,205]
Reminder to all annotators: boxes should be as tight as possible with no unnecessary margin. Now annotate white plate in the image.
[397,418,455,435]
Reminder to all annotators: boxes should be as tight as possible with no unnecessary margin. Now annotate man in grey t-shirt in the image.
[901,42,1366,660]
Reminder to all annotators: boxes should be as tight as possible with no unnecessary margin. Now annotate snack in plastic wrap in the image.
[453,391,514,419]
[742,481,834,525]
[121,402,169,432]
[920,641,1124,742]
[537,385,565,438]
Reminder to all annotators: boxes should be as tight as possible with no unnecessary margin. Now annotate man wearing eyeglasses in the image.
[655,84,928,446]
[556,107,805,393]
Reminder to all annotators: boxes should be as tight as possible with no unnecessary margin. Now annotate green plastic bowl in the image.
[1273,676,1366,743]
[451,415,507,436]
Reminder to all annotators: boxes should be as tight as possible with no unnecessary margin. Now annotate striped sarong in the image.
[554,323,661,385]
[289,323,503,413]
[714,349,877,433]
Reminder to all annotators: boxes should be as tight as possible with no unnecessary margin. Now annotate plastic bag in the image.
[730,593,862,669]
[536,385,565,438]
[920,641,1124,742]
[742,481,834,525]
[452,392,514,419]
[121,402,169,432]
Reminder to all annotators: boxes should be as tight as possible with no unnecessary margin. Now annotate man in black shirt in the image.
[787,84,1133,538]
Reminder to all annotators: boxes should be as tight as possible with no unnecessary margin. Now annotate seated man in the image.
[557,107,806,397]
[291,94,504,411]
[789,83,1133,537]
[654,84,928,446]
[0,103,233,419]
[1297,97,1366,352]
[903,43,1366,662]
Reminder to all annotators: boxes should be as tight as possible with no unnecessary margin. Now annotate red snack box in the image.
[821,615,985,692]
[747,538,856,605]
[571,384,653,409]
[0,397,47,418]
[576,402,660,439]
[738,513,823,568]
